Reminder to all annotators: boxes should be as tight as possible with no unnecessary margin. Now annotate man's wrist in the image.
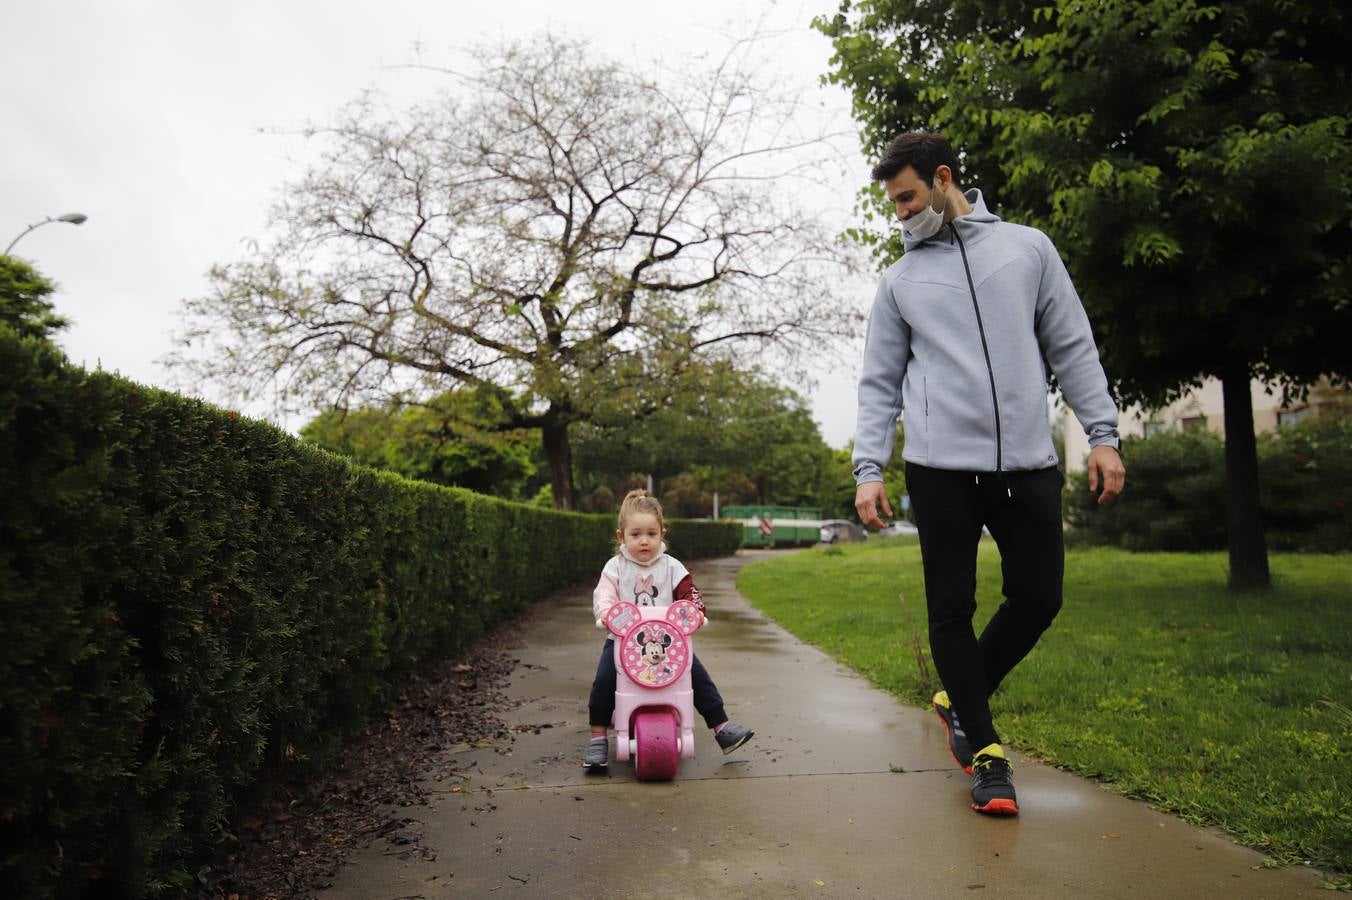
[852,460,884,485]
[1088,429,1121,451]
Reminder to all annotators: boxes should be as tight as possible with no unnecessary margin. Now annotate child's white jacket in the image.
[592,543,704,629]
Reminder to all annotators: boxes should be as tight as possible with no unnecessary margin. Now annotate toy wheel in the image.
[632,710,680,781]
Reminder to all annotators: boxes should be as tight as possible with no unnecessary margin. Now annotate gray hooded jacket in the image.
[853,190,1119,483]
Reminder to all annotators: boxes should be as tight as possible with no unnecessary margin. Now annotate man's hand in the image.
[855,481,893,528]
[1087,445,1126,505]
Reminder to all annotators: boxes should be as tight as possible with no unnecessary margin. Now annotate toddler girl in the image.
[584,489,754,768]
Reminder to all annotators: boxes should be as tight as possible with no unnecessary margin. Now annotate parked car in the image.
[819,519,868,544]
[881,520,919,537]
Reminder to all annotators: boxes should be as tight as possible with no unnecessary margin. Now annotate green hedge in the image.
[0,325,740,898]
[1065,414,1352,552]
[665,518,743,560]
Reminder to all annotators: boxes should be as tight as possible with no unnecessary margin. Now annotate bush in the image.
[1065,430,1227,551]
[666,516,743,560]
[1066,413,1351,552]
[0,323,738,898]
[1259,409,1352,552]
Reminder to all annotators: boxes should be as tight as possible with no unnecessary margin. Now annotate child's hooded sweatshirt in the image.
[592,543,704,629]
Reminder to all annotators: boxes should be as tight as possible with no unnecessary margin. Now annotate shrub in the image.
[666,516,742,560]
[1259,409,1352,552]
[1066,413,1351,552]
[0,323,739,897]
[1065,429,1227,551]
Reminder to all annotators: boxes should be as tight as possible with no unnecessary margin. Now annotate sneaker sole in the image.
[720,731,754,755]
[972,798,1019,816]
[932,700,975,775]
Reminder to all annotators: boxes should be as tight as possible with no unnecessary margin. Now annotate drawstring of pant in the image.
[975,472,1013,500]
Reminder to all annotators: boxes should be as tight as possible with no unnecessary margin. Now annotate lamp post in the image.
[4,213,88,255]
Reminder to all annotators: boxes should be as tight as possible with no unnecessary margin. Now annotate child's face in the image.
[618,512,663,563]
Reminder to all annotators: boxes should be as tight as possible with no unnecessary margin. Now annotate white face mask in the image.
[901,179,949,241]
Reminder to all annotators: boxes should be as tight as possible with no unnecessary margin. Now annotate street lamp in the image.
[4,212,88,255]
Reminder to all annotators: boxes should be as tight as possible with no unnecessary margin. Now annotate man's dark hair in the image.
[871,131,962,185]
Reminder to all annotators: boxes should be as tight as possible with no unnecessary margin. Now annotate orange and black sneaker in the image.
[932,690,974,774]
[970,744,1019,816]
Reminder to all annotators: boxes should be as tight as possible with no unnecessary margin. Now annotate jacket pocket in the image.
[926,379,996,469]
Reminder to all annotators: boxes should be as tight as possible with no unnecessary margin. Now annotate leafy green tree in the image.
[821,430,909,522]
[171,34,857,510]
[301,389,534,498]
[571,366,841,514]
[0,255,67,341]
[818,0,1352,586]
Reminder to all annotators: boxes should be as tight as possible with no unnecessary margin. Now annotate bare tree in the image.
[172,33,860,508]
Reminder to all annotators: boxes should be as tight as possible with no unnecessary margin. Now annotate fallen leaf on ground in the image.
[199,616,527,899]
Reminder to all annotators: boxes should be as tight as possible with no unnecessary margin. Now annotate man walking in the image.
[853,132,1125,816]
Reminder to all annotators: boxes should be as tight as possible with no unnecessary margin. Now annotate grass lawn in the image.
[737,538,1352,884]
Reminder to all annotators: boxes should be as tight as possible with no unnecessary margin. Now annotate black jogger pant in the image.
[906,462,1065,753]
[588,638,728,729]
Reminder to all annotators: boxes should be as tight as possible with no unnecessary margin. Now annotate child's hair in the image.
[616,489,666,545]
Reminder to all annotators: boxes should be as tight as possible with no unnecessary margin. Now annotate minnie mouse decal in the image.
[634,629,674,684]
[605,599,704,691]
[633,575,656,606]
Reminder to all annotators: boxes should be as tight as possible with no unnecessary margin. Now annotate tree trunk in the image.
[541,417,575,510]
[1220,362,1270,589]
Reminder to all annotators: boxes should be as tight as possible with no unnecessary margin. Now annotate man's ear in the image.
[934,164,952,191]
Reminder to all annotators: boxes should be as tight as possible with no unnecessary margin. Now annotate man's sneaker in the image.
[584,735,608,769]
[932,690,974,774]
[970,743,1019,815]
[714,722,754,755]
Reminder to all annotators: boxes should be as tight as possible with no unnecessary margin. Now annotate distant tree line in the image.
[300,364,904,521]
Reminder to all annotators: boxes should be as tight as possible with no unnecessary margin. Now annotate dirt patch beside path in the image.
[199,602,557,899]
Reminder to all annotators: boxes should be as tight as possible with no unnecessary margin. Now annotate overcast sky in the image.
[3,0,871,448]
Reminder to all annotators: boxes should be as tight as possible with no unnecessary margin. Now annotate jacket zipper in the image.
[950,223,1005,478]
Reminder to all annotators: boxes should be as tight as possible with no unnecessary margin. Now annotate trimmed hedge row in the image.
[0,326,740,898]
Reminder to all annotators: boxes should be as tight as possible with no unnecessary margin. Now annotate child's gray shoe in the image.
[584,735,608,769]
[715,722,754,755]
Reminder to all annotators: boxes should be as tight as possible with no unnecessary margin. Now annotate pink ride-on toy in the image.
[602,598,705,781]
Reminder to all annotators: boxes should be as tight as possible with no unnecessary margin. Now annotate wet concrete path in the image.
[321,551,1326,898]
